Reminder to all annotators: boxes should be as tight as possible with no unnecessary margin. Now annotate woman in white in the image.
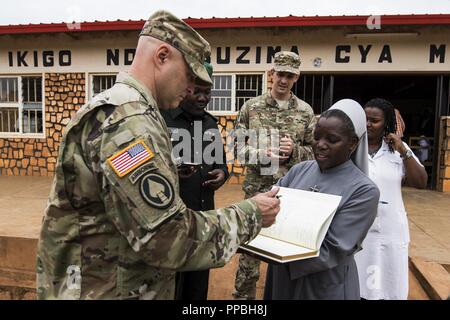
[355,98,427,300]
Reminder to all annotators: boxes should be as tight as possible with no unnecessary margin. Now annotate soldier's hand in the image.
[279,136,294,157]
[251,187,281,227]
[267,148,289,163]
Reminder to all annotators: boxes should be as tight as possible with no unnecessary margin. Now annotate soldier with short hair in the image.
[233,51,316,300]
[36,10,280,300]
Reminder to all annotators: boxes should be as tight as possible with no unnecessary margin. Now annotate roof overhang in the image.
[1,14,450,35]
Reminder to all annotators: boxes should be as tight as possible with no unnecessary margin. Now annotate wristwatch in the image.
[400,149,413,160]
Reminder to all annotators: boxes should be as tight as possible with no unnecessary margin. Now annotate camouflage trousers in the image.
[232,189,266,300]
[233,253,261,300]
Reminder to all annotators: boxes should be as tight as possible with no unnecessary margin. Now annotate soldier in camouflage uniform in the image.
[233,51,316,299]
[36,10,281,300]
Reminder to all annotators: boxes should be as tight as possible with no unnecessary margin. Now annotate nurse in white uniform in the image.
[355,98,428,300]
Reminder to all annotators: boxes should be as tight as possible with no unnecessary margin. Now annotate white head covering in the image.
[329,99,369,175]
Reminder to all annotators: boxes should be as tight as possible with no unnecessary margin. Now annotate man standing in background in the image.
[162,62,229,300]
[233,51,316,299]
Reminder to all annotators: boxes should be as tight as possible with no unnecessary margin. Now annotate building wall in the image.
[438,117,450,192]
[0,72,250,180]
[0,73,85,176]
[1,27,450,191]
[1,26,450,74]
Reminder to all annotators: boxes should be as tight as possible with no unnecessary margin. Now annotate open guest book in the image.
[239,187,342,263]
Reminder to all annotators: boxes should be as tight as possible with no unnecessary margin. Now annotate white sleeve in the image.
[401,142,424,177]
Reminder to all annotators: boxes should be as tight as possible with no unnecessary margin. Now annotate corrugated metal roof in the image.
[1,14,449,35]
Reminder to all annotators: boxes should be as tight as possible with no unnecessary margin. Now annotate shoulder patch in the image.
[139,173,174,209]
[107,140,154,177]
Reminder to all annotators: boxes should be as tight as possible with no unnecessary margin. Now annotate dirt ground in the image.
[207,183,450,300]
[0,177,449,299]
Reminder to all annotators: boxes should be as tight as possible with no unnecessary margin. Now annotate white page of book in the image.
[247,234,315,257]
[260,187,342,250]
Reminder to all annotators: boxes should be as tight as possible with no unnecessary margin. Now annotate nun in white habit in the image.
[263,99,380,300]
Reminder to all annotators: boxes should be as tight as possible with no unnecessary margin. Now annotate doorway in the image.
[294,74,448,189]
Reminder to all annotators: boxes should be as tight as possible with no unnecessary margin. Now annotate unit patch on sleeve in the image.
[139,173,174,209]
[107,140,154,177]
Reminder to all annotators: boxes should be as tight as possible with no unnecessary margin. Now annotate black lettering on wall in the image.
[33,51,38,67]
[267,46,281,63]
[255,46,261,64]
[124,48,135,65]
[429,44,446,63]
[8,52,13,67]
[42,51,54,67]
[358,45,372,63]
[107,49,119,66]
[335,45,350,63]
[17,51,28,67]
[236,46,250,64]
[290,46,299,55]
[378,45,392,63]
[217,47,231,64]
[59,50,71,66]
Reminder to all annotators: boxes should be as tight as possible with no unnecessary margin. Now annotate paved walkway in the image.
[0,176,449,299]
[210,183,450,299]
[0,176,52,239]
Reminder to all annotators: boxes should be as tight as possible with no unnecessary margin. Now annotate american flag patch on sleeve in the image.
[107,140,154,177]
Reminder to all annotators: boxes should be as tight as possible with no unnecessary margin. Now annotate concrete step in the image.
[409,256,450,300]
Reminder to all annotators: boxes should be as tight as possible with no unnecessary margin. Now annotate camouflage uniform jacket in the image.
[235,91,316,197]
[36,72,262,300]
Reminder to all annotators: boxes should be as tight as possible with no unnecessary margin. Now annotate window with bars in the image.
[92,74,117,97]
[0,76,43,135]
[209,75,232,112]
[294,74,334,114]
[207,74,263,113]
[235,74,263,111]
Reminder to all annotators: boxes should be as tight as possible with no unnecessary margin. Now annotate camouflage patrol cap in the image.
[140,10,212,85]
[195,62,213,86]
[273,51,301,75]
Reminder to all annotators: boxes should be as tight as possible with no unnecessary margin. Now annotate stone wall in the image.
[438,117,450,192]
[0,73,85,176]
[217,115,246,184]
[6,70,447,192]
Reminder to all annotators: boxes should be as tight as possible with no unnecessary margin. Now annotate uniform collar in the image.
[265,91,298,109]
[168,107,184,120]
[369,139,390,160]
[318,159,354,174]
[115,72,157,107]
[380,139,391,152]
[167,106,217,123]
